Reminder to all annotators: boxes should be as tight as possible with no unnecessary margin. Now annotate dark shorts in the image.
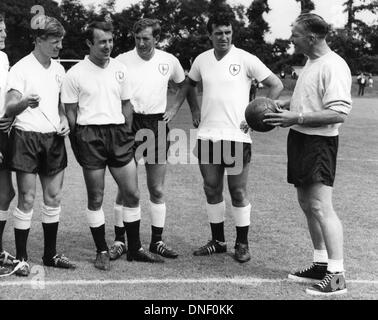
[132,113,170,164]
[9,128,67,176]
[71,124,134,170]
[287,129,338,187]
[0,131,11,170]
[193,139,252,168]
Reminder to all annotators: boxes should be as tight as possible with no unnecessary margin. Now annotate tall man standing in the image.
[185,14,283,263]
[62,20,162,271]
[264,13,351,296]
[0,12,16,275]
[5,16,75,276]
[111,18,189,260]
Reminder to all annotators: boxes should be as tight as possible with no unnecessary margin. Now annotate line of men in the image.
[0,12,351,296]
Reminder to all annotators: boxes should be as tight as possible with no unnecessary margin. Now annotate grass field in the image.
[0,92,377,301]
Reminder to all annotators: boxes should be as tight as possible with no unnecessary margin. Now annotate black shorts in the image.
[287,129,338,187]
[0,131,10,170]
[193,139,252,168]
[132,113,170,164]
[71,124,134,170]
[9,128,67,176]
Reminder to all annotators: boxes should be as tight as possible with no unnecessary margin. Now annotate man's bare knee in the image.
[229,187,247,206]
[88,191,104,211]
[18,190,36,212]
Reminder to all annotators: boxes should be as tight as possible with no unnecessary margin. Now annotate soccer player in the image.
[0,12,16,276]
[5,16,75,276]
[264,13,351,295]
[185,14,283,263]
[110,18,189,261]
[62,20,162,271]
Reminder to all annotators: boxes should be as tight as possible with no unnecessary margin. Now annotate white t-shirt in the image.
[0,50,9,116]
[61,57,130,125]
[116,49,185,114]
[188,45,272,143]
[7,53,65,133]
[290,51,352,137]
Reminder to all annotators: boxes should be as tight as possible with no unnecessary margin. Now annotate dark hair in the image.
[133,18,161,38]
[31,16,65,41]
[84,20,114,43]
[207,13,233,34]
[0,12,5,23]
[295,13,330,38]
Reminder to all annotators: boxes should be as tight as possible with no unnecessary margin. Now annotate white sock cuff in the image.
[86,208,105,228]
[231,203,251,227]
[149,201,166,228]
[114,203,124,228]
[41,204,61,224]
[123,206,141,223]
[327,259,345,273]
[313,249,328,264]
[206,201,226,224]
[13,208,33,230]
[0,210,9,221]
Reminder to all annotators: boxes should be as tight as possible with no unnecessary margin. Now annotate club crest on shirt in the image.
[158,64,169,76]
[115,71,125,82]
[229,64,241,76]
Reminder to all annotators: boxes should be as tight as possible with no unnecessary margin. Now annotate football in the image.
[244,97,277,132]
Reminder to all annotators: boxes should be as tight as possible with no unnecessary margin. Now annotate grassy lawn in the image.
[0,92,377,301]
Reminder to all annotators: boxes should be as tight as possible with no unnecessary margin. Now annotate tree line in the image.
[0,0,377,74]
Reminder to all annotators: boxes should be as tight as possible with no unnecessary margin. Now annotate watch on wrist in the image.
[298,112,304,125]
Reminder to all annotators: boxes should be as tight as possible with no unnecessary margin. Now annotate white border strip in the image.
[0,277,377,287]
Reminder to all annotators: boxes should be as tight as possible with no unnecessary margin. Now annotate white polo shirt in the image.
[116,48,185,114]
[0,51,9,117]
[61,57,130,125]
[7,53,65,133]
[189,45,272,143]
[290,51,352,137]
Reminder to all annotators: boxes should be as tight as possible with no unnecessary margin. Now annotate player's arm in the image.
[0,115,14,132]
[163,77,192,123]
[185,78,201,128]
[5,89,40,117]
[165,77,200,127]
[121,99,134,131]
[263,107,347,128]
[57,99,70,137]
[260,73,284,100]
[64,102,79,132]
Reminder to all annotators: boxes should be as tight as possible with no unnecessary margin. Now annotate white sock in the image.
[13,208,33,230]
[86,208,105,228]
[149,201,166,228]
[206,201,225,224]
[41,204,61,224]
[123,206,141,223]
[313,249,328,264]
[328,259,344,273]
[0,210,9,221]
[113,204,124,228]
[231,204,251,227]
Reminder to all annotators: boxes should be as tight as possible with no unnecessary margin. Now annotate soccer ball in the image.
[244,97,277,132]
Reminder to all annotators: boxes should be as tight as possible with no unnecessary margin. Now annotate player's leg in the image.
[193,163,227,256]
[145,163,178,258]
[303,183,346,295]
[39,170,75,269]
[109,190,126,260]
[109,160,163,263]
[12,172,37,276]
[288,185,329,282]
[227,160,251,263]
[83,168,110,270]
[0,168,16,275]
